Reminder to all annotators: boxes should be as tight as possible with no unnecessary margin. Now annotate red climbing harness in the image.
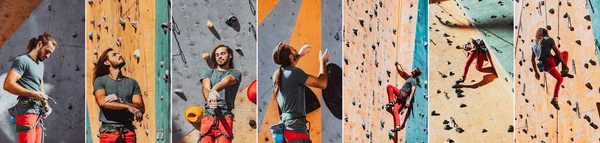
[199,115,234,143]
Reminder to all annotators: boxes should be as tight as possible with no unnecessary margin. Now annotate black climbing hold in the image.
[522,128,528,134]
[235,49,244,56]
[226,15,238,27]
[352,28,358,35]
[576,40,582,45]
[459,104,467,108]
[549,114,554,119]
[590,59,597,66]
[249,120,256,128]
[482,129,487,133]
[546,25,551,30]
[359,18,364,26]
[507,125,514,132]
[545,132,549,137]
[585,15,591,21]
[549,8,555,14]
[443,120,449,124]
[455,127,464,133]
[585,63,589,69]
[444,125,452,130]
[392,28,397,34]
[491,15,497,18]
[346,41,350,47]
[409,16,413,20]
[586,82,593,90]
[431,110,440,116]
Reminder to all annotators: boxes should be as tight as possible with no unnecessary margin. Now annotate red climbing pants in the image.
[99,130,135,143]
[543,51,569,98]
[16,114,42,143]
[462,51,486,77]
[386,84,408,127]
[200,116,234,143]
[282,130,310,143]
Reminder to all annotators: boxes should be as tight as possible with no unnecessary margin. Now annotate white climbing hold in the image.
[133,49,140,59]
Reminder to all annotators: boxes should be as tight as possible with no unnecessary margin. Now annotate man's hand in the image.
[42,105,52,118]
[31,91,48,101]
[405,102,411,108]
[127,106,143,122]
[320,49,330,64]
[104,94,121,103]
[207,90,220,109]
[298,45,312,57]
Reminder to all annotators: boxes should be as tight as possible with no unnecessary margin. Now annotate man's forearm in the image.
[122,102,144,113]
[4,83,35,97]
[100,102,133,110]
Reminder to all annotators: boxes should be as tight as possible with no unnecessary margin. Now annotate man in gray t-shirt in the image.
[4,33,57,143]
[271,43,329,142]
[199,45,241,142]
[92,49,144,143]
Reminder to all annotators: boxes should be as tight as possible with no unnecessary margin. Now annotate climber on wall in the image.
[4,33,57,143]
[385,62,421,132]
[453,38,497,88]
[270,42,329,143]
[93,48,145,143]
[531,28,571,110]
[200,44,242,143]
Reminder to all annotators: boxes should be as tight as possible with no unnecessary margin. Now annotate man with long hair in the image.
[454,38,496,87]
[386,63,421,132]
[93,48,144,143]
[531,28,570,109]
[199,44,242,143]
[4,33,56,143]
[270,42,329,143]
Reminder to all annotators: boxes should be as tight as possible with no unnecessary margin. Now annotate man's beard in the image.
[37,50,45,61]
[218,59,230,68]
[111,60,126,68]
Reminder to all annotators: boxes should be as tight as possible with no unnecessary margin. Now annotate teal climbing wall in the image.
[405,0,429,142]
[589,0,600,65]
[86,102,93,143]
[155,0,171,142]
[459,0,515,81]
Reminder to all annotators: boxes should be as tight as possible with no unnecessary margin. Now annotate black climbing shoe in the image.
[391,127,402,132]
[455,77,465,84]
[561,73,574,78]
[550,98,560,110]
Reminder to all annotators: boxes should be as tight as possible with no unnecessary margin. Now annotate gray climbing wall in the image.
[171,0,257,142]
[0,0,84,142]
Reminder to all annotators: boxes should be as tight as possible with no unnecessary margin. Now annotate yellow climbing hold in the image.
[185,105,204,124]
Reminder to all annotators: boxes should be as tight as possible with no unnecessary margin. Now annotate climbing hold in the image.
[585,15,591,21]
[392,28,397,34]
[97,33,100,40]
[344,116,348,122]
[546,25,551,30]
[358,18,364,26]
[248,80,257,104]
[131,21,138,29]
[184,105,204,124]
[235,48,244,56]
[455,127,464,133]
[378,79,382,85]
[88,32,93,40]
[249,120,256,127]
[507,125,514,132]
[207,20,213,29]
[590,59,597,66]
[369,26,372,32]
[119,17,125,26]
[90,20,95,25]
[226,15,238,26]
[365,131,371,138]
[346,41,350,47]
[431,110,440,116]
[88,0,93,5]
[371,44,376,49]
[409,15,413,20]
[362,122,366,129]
[576,40,582,45]
[374,9,378,16]
[392,41,396,46]
[352,99,356,105]
[585,82,593,90]
[459,104,467,108]
[116,37,122,47]
[202,53,210,60]
[444,125,452,130]
[443,120,449,124]
[352,28,358,35]
[133,49,140,59]
[376,41,380,46]
[482,129,487,133]
[386,70,391,77]
[388,131,393,138]
[343,57,348,65]
[549,8,555,14]
[358,103,361,108]
[365,9,368,13]
[380,120,385,127]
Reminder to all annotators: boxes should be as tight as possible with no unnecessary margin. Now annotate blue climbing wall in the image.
[459,0,515,81]
[589,0,600,65]
[405,0,429,142]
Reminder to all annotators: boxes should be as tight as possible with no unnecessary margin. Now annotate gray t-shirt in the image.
[276,67,309,120]
[10,55,44,93]
[533,37,555,60]
[200,68,242,112]
[93,75,141,124]
[400,77,417,94]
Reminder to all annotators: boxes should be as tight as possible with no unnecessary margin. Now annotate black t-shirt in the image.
[537,37,555,60]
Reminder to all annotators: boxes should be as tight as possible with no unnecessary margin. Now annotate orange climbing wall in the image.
[0,0,42,47]
[178,85,257,143]
[428,1,514,142]
[343,0,422,142]
[515,0,600,142]
[85,0,158,142]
